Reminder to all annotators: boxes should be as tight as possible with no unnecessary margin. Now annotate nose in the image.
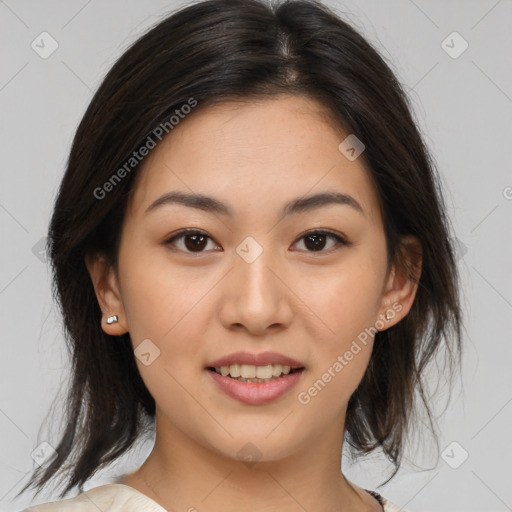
[218,244,294,336]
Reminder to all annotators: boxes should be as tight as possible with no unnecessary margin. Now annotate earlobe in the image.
[378,235,422,330]
[84,252,129,335]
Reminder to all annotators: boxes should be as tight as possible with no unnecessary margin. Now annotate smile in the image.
[210,363,302,382]
[206,365,305,405]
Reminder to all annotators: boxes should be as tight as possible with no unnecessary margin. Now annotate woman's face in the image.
[92,95,415,463]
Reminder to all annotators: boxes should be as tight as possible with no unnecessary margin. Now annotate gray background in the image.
[1,1,511,511]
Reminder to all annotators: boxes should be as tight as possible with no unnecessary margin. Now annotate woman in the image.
[18,0,462,510]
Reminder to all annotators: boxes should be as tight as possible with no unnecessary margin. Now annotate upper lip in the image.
[207,351,305,369]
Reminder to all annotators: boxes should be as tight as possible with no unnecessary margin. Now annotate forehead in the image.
[128,95,381,221]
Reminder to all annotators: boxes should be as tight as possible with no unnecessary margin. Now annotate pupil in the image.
[185,234,207,252]
[305,233,326,251]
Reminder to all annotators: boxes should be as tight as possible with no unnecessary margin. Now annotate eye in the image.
[164,229,220,253]
[164,228,349,254]
[292,230,348,253]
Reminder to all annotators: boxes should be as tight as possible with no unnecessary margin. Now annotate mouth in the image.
[205,362,306,405]
[206,351,305,379]
[206,364,305,383]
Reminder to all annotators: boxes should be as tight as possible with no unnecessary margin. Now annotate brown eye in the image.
[293,230,348,253]
[165,229,348,255]
[165,230,220,253]
[183,233,208,251]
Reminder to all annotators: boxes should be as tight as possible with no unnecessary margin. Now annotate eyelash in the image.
[164,228,349,255]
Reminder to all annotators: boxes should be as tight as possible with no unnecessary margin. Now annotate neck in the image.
[120,409,379,512]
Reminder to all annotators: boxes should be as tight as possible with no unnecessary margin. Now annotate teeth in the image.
[215,363,296,380]
[256,365,272,379]
[272,364,283,377]
[241,364,256,378]
[229,363,241,378]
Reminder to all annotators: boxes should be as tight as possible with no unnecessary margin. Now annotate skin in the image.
[86,95,421,512]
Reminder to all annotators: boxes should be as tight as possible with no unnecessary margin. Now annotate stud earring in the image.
[106,315,119,325]
[385,311,391,320]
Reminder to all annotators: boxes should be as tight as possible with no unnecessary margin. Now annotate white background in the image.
[0,1,511,511]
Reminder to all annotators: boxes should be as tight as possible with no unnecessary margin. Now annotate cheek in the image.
[118,245,216,343]
[117,245,225,395]
[303,254,385,342]
[117,250,214,415]
[294,253,385,406]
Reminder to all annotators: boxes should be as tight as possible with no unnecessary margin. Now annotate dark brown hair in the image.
[18,0,462,500]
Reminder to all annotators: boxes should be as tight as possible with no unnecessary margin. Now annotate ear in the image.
[377,235,422,330]
[85,252,129,335]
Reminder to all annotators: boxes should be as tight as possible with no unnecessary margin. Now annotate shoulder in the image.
[358,485,408,512]
[382,496,408,512]
[20,484,167,512]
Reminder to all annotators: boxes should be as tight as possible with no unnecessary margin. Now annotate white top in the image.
[22,483,406,511]
[22,484,167,512]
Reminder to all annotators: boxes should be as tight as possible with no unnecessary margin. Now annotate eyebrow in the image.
[145,190,364,217]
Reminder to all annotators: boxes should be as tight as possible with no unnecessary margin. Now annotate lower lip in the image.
[206,368,305,405]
